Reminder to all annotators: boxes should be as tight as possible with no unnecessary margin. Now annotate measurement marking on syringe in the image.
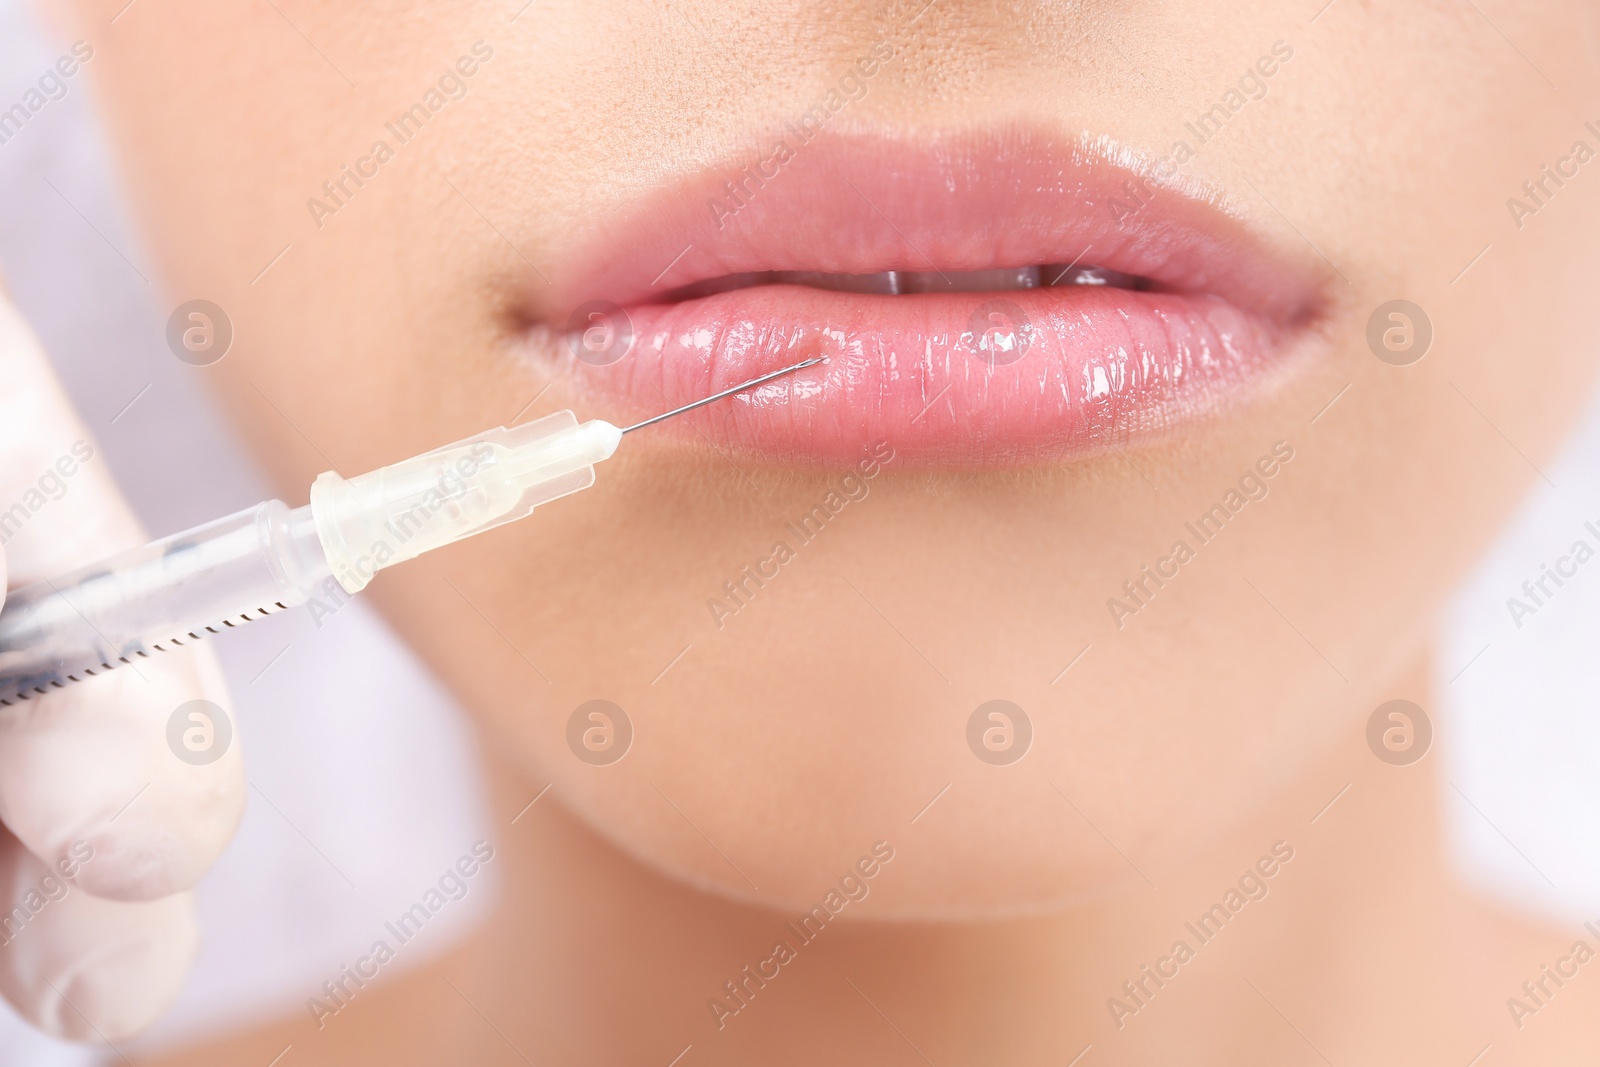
[0,600,296,704]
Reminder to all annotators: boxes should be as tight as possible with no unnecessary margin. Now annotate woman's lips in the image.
[525,129,1329,467]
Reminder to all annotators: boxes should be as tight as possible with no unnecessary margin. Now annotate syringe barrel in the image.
[0,500,332,705]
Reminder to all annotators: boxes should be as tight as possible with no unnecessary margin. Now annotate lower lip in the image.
[557,283,1292,467]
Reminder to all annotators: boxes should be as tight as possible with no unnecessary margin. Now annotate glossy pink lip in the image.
[527,128,1329,466]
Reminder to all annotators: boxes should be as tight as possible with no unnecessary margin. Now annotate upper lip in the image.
[536,127,1328,326]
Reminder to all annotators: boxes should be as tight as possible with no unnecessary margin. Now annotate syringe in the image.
[0,356,821,705]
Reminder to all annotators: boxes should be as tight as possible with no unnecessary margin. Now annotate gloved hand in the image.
[0,286,244,1040]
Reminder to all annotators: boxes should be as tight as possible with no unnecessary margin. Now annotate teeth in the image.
[769,267,1047,294]
[771,270,902,294]
[899,267,1041,294]
[1043,264,1142,288]
[666,264,1143,300]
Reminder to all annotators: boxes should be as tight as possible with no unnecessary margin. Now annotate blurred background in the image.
[1,0,1599,1061]
[0,4,496,1063]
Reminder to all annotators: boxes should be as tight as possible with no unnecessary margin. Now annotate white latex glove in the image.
[0,287,244,1041]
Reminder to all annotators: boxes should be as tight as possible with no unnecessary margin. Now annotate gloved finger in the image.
[0,828,197,1042]
[0,645,241,902]
[0,291,245,902]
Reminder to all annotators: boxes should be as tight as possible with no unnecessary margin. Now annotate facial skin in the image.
[37,0,1600,1060]
[48,0,1600,909]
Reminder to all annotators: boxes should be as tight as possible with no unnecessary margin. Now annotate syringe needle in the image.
[0,353,828,703]
[621,355,824,434]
